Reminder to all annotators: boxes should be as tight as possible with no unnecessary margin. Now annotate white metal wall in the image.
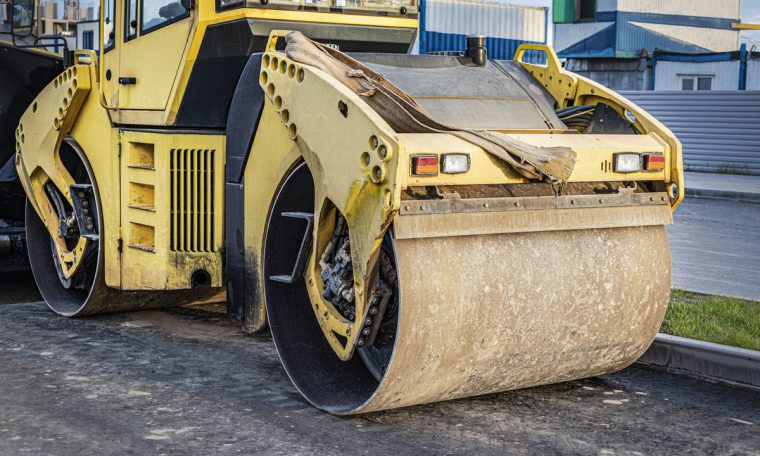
[424,0,546,41]
[616,0,740,19]
[596,0,618,11]
[748,60,760,91]
[616,0,741,53]
[654,61,740,91]
[622,91,760,174]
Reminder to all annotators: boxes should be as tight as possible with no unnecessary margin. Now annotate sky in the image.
[494,0,760,49]
[744,1,760,48]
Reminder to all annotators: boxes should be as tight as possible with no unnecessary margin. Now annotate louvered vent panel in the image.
[170,148,216,252]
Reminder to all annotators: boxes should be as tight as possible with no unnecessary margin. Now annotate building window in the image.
[680,75,713,91]
[576,0,595,21]
[553,0,595,23]
[697,77,713,90]
[82,30,94,49]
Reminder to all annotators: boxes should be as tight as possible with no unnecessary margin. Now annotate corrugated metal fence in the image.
[621,91,760,175]
[419,0,548,61]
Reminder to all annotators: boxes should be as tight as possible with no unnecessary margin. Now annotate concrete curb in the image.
[637,334,760,390]
[685,188,760,203]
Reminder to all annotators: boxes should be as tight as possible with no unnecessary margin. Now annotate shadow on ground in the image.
[0,271,40,304]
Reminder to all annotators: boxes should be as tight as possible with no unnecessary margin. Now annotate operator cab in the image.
[94,0,418,125]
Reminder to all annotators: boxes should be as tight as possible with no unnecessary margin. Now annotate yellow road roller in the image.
[8,0,682,414]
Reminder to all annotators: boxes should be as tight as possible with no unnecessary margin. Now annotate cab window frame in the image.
[125,0,138,41]
[216,0,244,12]
[103,0,117,53]
[139,0,190,35]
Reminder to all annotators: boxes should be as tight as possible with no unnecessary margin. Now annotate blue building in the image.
[552,0,745,90]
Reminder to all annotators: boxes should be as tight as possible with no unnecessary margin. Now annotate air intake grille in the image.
[170,148,216,252]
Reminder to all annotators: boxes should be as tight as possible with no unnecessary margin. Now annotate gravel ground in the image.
[0,284,758,455]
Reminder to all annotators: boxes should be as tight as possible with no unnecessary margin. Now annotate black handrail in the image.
[11,34,70,67]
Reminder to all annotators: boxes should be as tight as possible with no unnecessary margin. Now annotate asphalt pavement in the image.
[0,292,758,455]
[668,196,760,301]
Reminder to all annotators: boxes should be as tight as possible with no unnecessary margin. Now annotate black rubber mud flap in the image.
[0,42,63,224]
[585,102,638,135]
[174,19,256,129]
[225,53,265,326]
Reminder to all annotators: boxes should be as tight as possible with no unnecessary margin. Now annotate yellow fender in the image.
[16,57,93,279]
[515,43,685,209]
[248,31,403,358]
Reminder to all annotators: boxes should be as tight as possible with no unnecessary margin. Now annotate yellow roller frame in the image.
[16,54,97,279]
[260,31,403,359]
[515,43,685,209]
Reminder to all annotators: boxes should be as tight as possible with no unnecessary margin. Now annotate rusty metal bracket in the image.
[399,192,670,215]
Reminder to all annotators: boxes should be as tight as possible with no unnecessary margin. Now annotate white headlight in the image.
[613,153,642,173]
[441,153,470,174]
